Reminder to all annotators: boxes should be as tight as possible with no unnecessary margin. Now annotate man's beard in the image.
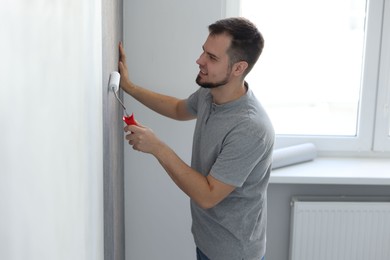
[195,75,229,89]
[195,68,232,89]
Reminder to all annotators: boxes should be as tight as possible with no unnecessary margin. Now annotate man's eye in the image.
[209,55,217,61]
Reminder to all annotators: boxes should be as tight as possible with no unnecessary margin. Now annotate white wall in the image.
[123,0,224,259]
[0,1,103,259]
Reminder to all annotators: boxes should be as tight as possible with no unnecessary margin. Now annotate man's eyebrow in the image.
[202,46,219,60]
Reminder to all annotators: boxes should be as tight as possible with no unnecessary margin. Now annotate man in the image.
[119,17,274,260]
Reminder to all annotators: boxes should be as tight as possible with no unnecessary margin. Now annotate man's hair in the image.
[208,17,264,77]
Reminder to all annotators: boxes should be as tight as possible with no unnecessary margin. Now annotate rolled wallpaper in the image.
[272,143,317,169]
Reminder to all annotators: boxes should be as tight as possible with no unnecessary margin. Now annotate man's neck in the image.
[210,81,247,105]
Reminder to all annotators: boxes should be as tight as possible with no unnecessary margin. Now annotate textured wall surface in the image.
[0,1,104,259]
[102,0,125,259]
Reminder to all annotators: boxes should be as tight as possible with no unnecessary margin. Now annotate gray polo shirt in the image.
[186,84,275,260]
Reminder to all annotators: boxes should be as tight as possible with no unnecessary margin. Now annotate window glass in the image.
[241,0,367,136]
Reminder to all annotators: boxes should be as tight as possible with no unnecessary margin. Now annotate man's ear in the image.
[232,61,249,76]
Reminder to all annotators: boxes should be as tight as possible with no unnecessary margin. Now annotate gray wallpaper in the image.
[102,0,125,259]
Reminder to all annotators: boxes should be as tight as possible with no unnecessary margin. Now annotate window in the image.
[226,0,390,154]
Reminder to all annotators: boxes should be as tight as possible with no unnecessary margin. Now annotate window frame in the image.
[374,0,390,152]
[226,0,390,155]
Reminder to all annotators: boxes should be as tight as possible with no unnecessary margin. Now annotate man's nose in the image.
[196,52,205,65]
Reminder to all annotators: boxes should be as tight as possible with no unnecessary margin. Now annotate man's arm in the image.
[118,42,195,121]
[125,123,236,209]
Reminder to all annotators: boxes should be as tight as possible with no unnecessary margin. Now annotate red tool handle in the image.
[123,113,138,126]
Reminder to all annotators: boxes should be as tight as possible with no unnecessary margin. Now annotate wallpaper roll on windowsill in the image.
[272,143,317,170]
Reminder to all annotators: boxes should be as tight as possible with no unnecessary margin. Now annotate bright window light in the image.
[241,0,366,136]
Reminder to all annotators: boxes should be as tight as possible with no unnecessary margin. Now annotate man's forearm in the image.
[153,145,233,209]
[122,81,194,121]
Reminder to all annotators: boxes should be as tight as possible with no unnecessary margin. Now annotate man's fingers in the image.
[119,42,127,63]
[118,61,124,72]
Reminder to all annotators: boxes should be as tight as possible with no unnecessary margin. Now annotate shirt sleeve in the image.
[185,88,201,116]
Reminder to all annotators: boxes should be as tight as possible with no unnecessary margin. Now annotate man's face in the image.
[195,33,233,89]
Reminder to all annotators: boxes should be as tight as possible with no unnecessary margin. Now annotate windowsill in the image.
[270,157,390,185]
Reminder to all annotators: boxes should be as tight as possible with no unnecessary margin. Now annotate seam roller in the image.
[109,71,138,126]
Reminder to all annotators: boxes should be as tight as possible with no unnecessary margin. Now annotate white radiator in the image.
[289,197,390,260]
